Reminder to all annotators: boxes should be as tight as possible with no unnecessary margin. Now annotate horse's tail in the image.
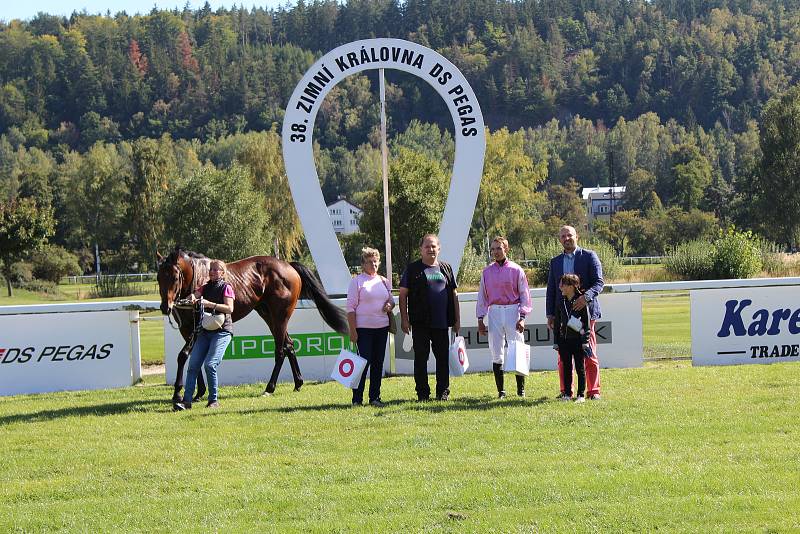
[290,262,348,335]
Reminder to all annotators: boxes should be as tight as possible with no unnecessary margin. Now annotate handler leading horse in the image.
[157,247,347,402]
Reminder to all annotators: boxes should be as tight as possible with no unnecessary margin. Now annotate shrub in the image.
[31,245,82,283]
[91,275,143,298]
[664,230,764,280]
[526,239,563,286]
[6,261,34,287]
[582,238,622,282]
[525,238,620,286]
[21,279,59,294]
[457,245,485,288]
[712,229,762,279]
[754,237,785,275]
[664,240,715,280]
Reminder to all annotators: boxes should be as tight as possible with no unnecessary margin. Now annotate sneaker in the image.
[417,396,430,403]
[436,389,450,401]
[206,401,220,408]
[559,394,572,402]
[498,390,507,399]
[589,394,601,400]
[172,402,191,411]
[574,395,586,403]
[517,389,526,398]
[351,401,363,406]
[369,399,386,408]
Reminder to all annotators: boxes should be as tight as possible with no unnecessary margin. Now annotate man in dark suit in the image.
[545,225,604,400]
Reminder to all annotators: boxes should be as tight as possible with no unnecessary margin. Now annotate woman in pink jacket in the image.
[346,247,395,407]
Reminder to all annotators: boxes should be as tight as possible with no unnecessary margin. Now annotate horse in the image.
[156,247,348,402]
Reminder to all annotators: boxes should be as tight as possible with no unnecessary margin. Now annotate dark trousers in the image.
[559,339,587,397]
[412,325,450,399]
[352,327,389,404]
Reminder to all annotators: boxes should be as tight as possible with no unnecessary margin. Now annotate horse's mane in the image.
[165,246,208,265]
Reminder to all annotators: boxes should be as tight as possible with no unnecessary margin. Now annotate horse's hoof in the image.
[293,380,303,392]
[265,382,276,395]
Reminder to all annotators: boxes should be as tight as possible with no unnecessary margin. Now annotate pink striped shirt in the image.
[476,259,532,319]
[346,273,392,328]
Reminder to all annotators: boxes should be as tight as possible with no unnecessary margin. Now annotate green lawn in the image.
[1,361,798,532]
[0,282,161,304]
[642,293,691,360]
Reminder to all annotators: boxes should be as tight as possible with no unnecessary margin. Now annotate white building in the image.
[327,198,362,235]
[582,186,626,228]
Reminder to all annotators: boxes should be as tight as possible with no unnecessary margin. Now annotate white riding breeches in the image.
[487,304,524,365]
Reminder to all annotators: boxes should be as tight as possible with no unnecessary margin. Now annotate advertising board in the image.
[691,286,800,366]
[0,310,137,395]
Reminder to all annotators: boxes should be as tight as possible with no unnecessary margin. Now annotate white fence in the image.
[2,277,799,395]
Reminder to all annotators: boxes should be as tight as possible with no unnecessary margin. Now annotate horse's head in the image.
[157,250,188,315]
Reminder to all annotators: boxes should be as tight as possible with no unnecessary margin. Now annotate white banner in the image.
[393,293,643,374]
[165,293,642,387]
[0,311,136,396]
[691,286,800,366]
[163,305,379,386]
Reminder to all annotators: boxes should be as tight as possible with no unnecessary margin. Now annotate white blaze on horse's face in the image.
[157,264,181,314]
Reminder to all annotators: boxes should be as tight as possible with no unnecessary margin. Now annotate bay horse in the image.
[156,247,347,402]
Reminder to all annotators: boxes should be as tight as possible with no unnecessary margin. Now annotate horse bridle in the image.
[167,254,197,330]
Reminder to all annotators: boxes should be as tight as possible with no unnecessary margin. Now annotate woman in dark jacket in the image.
[553,273,590,403]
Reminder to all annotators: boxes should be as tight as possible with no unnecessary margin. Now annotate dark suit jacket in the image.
[545,247,604,320]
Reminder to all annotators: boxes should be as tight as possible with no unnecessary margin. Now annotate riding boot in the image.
[493,363,505,397]
[516,374,526,397]
[286,341,304,391]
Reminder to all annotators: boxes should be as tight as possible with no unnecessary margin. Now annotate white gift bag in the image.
[503,339,530,376]
[330,349,368,389]
[448,336,470,377]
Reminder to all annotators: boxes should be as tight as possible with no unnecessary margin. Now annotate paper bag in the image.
[331,349,368,389]
[448,336,470,377]
[503,339,530,376]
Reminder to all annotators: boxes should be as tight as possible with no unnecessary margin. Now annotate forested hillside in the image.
[2,0,800,277]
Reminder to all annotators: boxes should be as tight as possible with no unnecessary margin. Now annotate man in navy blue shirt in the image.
[399,234,460,401]
[545,225,604,400]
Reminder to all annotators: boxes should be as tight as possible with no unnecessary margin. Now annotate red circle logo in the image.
[458,348,466,365]
[339,359,354,377]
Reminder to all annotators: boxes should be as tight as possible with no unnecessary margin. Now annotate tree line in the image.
[2,0,800,286]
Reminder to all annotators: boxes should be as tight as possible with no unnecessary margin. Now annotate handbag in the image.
[448,335,469,377]
[504,339,530,376]
[200,298,225,331]
[382,278,397,335]
[331,348,368,389]
[566,315,584,333]
[201,311,225,330]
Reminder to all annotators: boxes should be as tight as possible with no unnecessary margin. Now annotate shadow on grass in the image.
[231,394,550,415]
[0,398,168,425]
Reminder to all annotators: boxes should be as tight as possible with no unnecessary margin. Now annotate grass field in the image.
[3,282,799,531]
[1,361,798,532]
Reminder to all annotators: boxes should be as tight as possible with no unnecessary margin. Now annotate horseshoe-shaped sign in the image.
[282,38,486,295]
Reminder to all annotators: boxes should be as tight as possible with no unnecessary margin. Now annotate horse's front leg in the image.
[173,343,190,403]
[264,343,286,396]
[285,339,304,391]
